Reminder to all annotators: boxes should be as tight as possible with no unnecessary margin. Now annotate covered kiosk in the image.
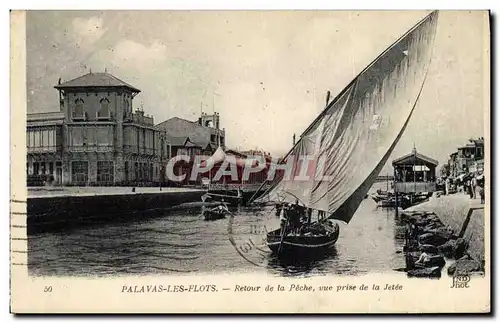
[392,147,438,194]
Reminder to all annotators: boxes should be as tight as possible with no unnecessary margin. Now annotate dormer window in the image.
[72,98,85,120]
[97,98,111,119]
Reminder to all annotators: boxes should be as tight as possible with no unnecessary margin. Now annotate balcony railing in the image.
[123,145,158,156]
[68,145,114,153]
[27,145,58,153]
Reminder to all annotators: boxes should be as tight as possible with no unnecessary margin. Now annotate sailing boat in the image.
[251,11,439,256]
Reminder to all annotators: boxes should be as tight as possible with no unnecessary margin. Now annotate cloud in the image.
[110,40,168,67]
[72,16,106,46]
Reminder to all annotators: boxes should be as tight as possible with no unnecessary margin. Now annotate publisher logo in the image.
[450,274,471,289]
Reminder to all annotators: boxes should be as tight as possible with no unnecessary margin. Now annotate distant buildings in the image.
[236,149,272,159]
[447,137,484,178]
[27,68,252,188]
[166,136,203,158]
[27,71,170,186]
[155,112,226,154]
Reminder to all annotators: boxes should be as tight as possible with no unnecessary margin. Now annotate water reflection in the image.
[266,248,339,277]
[28,182,407,277]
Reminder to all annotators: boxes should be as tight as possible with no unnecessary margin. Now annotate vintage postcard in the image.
[10,9,490,313]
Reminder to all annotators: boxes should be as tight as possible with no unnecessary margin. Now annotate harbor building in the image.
[155,112,225,153]
[27,71,170,186]
[392,147,438,194]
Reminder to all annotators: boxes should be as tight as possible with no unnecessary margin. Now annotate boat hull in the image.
[266,223,340,256]
[203,210,226,221]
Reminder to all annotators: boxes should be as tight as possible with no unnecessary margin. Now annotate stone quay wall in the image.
[27,187,206,234]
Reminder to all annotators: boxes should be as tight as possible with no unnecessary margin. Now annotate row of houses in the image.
[441,137,484,179]
[26,71,233,187]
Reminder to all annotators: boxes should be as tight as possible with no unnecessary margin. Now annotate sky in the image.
[26,10,487,172]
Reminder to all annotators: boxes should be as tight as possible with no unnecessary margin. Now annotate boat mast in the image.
[248,90,333,204]
[248,10,437,205]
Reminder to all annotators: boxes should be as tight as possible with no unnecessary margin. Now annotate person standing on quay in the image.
[471,175,477,199]
[466,177,473,198]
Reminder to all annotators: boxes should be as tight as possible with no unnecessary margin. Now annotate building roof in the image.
[458,143,476,149]
[392,150,439,167]
[166,136,202,148]
[27,111,65,126]
[155,117,222,151]
[166,136,189,147]
[184,141,199,148]
[27,111,65,121]
[155,116,197,129]
[469,138,484,145]
[54,72,140,93]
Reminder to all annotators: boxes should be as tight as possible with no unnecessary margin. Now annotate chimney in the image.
[325,90,331,106]
[293,133,296,146]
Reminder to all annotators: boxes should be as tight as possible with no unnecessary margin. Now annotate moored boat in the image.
[203,209,226,221]
[203,202,230,221]
[266,220,340,255]
[377,196,410,208]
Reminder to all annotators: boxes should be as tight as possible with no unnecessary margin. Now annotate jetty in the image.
[400,192,485,278]
[26,187,206,234]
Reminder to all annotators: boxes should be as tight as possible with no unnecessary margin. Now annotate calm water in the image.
[28,183,408,277]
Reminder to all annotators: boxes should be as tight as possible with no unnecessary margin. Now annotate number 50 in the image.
[44,286,52,293]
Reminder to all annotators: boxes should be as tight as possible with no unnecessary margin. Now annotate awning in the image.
[200,147,262,169]
[201,146,226,169]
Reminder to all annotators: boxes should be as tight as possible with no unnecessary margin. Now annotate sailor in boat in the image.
[279,204,287,235]
[306,208,313,224]
[282,201,314,236]
[317,210,326,222]
[275,202,284,217]
[214,199,229,214]
[288,201,307,234]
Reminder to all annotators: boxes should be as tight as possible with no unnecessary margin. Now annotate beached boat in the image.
[250,11,439,256]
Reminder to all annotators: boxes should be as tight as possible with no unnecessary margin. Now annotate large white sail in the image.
[260,11,439,223]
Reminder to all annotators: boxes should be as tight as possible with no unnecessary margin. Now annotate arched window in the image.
[124,99,130,118]
[97,98,110,119]
[73,98,85,120]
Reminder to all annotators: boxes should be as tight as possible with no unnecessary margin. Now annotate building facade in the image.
[447,137,484,178]
[27,71,170,186]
